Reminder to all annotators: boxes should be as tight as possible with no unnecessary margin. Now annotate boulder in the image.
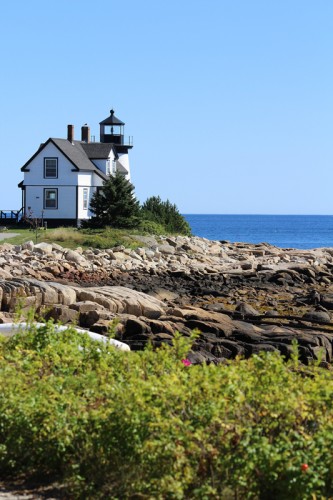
[302,310,331,324]
[47,282,77,305]
[44,305,78,324]
[22,240,34,251]
[158,244,175,256]
[81,308,115,328]
[247,343,278,355]
[0,269,13,279]
[65,249,88,265]
[321,294,333,310]
[235,302,260,317]
[124,318,150,336]
[90,320,114,335]
[34,242,53,254]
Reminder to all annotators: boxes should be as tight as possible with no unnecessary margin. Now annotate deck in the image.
[0,208,23,225]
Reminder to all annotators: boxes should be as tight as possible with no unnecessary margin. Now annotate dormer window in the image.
[44,158,58,178]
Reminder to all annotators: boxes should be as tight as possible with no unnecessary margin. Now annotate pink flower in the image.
[181,359,192,366]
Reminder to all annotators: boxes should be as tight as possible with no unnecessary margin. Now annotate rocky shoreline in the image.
[1,235,333,365]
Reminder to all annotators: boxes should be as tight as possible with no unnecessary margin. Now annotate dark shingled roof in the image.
[99,109,125,126]
[20,138,109,181]
[52,139,95,171]
[81,142,115,159]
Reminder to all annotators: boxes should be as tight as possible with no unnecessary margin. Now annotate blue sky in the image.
[1,0,332,214]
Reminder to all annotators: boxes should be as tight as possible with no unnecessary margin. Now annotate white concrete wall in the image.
[117,153,131,181]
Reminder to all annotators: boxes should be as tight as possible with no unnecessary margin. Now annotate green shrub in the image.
[141,196,191,235]
[1,326,333,498]
[137,219,167,235]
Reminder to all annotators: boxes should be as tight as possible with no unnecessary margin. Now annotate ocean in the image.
[183,214,333,250]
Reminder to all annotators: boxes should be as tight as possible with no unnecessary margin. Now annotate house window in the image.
[44,158,58,178]
[44,188,58,209]
[83,188,88,210]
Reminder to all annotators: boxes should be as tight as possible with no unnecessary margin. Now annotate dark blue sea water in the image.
[183,215,333,250]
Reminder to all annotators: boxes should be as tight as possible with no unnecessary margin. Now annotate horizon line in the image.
[183,213,333,217]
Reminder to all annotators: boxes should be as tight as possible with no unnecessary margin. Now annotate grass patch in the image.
[1,227,147,250]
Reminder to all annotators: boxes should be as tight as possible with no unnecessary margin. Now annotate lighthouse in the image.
[99,109,133,181]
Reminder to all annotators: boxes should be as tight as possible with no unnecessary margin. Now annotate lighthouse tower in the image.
[99,109,133,181]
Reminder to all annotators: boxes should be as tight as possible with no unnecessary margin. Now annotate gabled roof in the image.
[81,142,117,160]
[99,109,125,126]
[52,139,96,172]
[20,138,109,180]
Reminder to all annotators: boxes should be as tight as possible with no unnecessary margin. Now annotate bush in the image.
[1,326,333,498]
[141,196,191,235]
[137,219,167,235]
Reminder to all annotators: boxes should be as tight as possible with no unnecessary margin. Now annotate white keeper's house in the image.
[19,109,133,227]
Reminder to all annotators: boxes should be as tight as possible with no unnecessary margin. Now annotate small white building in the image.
[19,109,133,226]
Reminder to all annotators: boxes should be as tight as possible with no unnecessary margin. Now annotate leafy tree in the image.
[141,196,191,235]
[89,172,140,228]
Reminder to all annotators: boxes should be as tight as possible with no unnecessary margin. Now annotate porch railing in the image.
[0,208,24,222]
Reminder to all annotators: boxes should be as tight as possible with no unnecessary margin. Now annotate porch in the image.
[0,208,23,225]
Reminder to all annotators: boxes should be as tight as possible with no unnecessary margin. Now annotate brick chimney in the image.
[67,124,74,142]
[81,124,90,143]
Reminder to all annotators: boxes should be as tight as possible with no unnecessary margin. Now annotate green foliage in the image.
[1,325,333,498]
[87,179,191,235]
[81,228,141,249]
[141,195,191,235]
[88,172,140,229]
[137,218,168,235]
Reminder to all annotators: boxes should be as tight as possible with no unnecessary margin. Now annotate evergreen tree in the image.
[89,172,140,228]
[141,196,191,235]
